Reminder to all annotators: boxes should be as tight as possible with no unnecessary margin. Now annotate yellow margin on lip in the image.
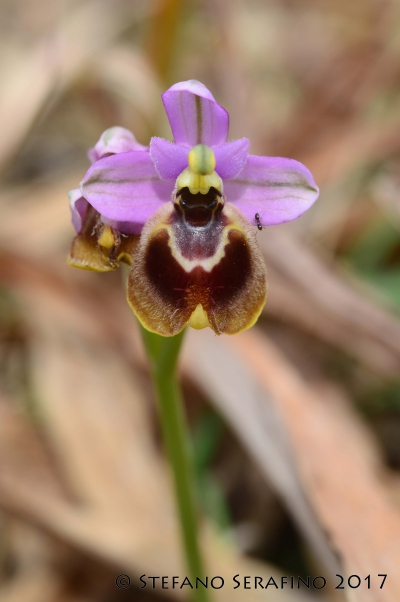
[227,287,267,335]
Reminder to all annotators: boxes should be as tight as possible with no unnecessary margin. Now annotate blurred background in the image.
[1,0,400,600]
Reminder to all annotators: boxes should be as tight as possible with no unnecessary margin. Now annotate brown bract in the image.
[127,201,267,336]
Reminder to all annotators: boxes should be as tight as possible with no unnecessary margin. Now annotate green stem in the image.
[140,326,210,602]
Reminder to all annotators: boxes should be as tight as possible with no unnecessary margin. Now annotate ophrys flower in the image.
[68,80,319,336]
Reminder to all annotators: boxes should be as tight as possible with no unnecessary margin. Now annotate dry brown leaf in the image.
[182,330,341,577]
[0,0,155,174]
[0,566,62,602]
[92,44,163,128]
[182,328,400,601]
[259,228,400,376]
[0,173,81,256]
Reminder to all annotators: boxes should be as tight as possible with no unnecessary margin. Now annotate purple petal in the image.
[87,127,147,164]
[81,151,173,226]
[214,138,250,179]
[149,137,188,180]
[162,80,229,148]
[68,188,89,232]
[224,155,319,225]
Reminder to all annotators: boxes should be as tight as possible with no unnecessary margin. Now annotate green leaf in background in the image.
[193,410,232,533]
[347,214,400,308]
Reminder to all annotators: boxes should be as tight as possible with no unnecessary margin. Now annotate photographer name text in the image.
[135,573,387,591]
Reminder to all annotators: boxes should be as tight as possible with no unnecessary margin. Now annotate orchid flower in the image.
[68,80,319,336]
[68,127,145,272]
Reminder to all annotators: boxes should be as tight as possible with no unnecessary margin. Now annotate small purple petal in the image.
[162,80,229,148]
[68,188,89,233]
[81,151,172,226]
[87,127,147,164]
[224,155,319,225]
[214,138,250,179]
[150,137,188,180]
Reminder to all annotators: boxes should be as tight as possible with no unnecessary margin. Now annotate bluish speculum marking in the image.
[172,187,226,261]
